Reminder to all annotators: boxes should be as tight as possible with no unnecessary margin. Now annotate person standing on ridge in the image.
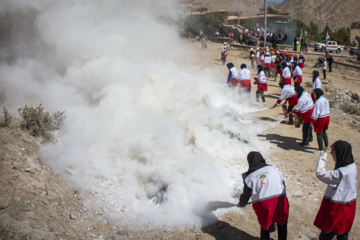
[238,151,289,240]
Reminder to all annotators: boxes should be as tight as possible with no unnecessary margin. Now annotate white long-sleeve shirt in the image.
[257,71,266,83]
[311,96,330,120]
[294,91,314,113]
[256,51,260,58]
[265,56,272,64]
[282,67,291,78]
[312,77,322,92]
[292,66,302,77]
[237,68,251,80]
[278,85,296,100]
[316,153,341,185]
[322,60,327,70]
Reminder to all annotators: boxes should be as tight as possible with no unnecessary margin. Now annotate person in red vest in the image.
[314,141,357,240]
[272,82,298,124]
[238,151,289,240]
[229,32,234,43]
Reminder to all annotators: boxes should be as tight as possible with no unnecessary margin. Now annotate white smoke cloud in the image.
[0,0,276,227]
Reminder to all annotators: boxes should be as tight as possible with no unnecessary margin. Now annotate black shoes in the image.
[299,142,309,147]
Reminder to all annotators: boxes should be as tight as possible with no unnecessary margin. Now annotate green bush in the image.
[0,107,12,127]
[18,104,66,140]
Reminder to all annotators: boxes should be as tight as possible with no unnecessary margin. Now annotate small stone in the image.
[70,213,76,219]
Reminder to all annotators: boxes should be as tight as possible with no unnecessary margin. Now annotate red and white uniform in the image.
[254,71,267,92]
[292,65,303,84]
[314,155,357,235]
[281,66,291,85]
[228,66,239,87]
[260,54,265,65]
[311,96,330,133]
[276,85,298,106]
[250,52,255,60]
[229,32,234,40]
[271,54,276,69]
[256,51,260,62]
[237,68,251,89]
[311,77,322,102]
[292,91,314,123]
[298,57,305,68]
[244,166,289,230]
[264,55,272,69]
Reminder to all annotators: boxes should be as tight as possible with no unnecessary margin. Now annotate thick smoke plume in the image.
[0,0,275,227]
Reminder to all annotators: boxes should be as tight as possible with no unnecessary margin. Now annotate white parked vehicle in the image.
[314,40,344,54]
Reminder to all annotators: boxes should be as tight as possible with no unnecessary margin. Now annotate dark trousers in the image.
[323,69,326,79]
[316,129,329,150]
[261,222,287,240]
[256,91,265,102]
[302,122,313,144]
[251,59,255,69]
[329,62,332,72]
[319,231,349,240]
[274,70,280,81]
[287,105,295,124]
[265,68,271,78]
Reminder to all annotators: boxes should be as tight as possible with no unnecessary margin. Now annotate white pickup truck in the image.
[314,40,344,54]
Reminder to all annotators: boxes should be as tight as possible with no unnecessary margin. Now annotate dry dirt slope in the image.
[277,0,360,29]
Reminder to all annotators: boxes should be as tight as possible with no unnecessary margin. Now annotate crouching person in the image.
[238,152,289,240]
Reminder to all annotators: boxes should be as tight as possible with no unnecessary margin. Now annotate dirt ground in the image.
[1,39,360,240]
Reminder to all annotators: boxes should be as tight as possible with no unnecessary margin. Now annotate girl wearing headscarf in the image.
[298,53,305,69]
[314,141,357,240]
[281,62,291,85]
[253,65,267,105]
[311,70,322,102]
[226,63,239,87]
[292,86,314,146]
[291,62,302,88]
[238,152,289,240]
[311,89,330,154]
[237,63,252,94]
[272,81,298,124]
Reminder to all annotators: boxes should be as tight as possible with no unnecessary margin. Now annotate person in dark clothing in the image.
[293,37,297,51]
[326,52,333,72]
[238,152,289,240]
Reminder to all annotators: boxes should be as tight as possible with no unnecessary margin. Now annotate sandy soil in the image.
[0,39,359,240]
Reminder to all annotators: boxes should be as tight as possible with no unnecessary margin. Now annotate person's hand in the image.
[324,146,331,154]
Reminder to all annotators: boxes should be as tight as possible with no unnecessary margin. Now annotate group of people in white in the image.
[225,47,357,240]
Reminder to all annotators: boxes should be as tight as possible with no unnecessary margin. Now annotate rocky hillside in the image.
[278,0,360,29]
[200,0,264,16]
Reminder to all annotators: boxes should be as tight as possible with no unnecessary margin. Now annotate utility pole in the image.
[319,0,322,34]
[301,0,303,22]
[238,0,240,25]
[264,0,267,47]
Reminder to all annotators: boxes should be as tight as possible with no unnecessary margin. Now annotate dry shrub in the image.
[0,107,13,127]
[340,102,359,114]
[18,104,65,140]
